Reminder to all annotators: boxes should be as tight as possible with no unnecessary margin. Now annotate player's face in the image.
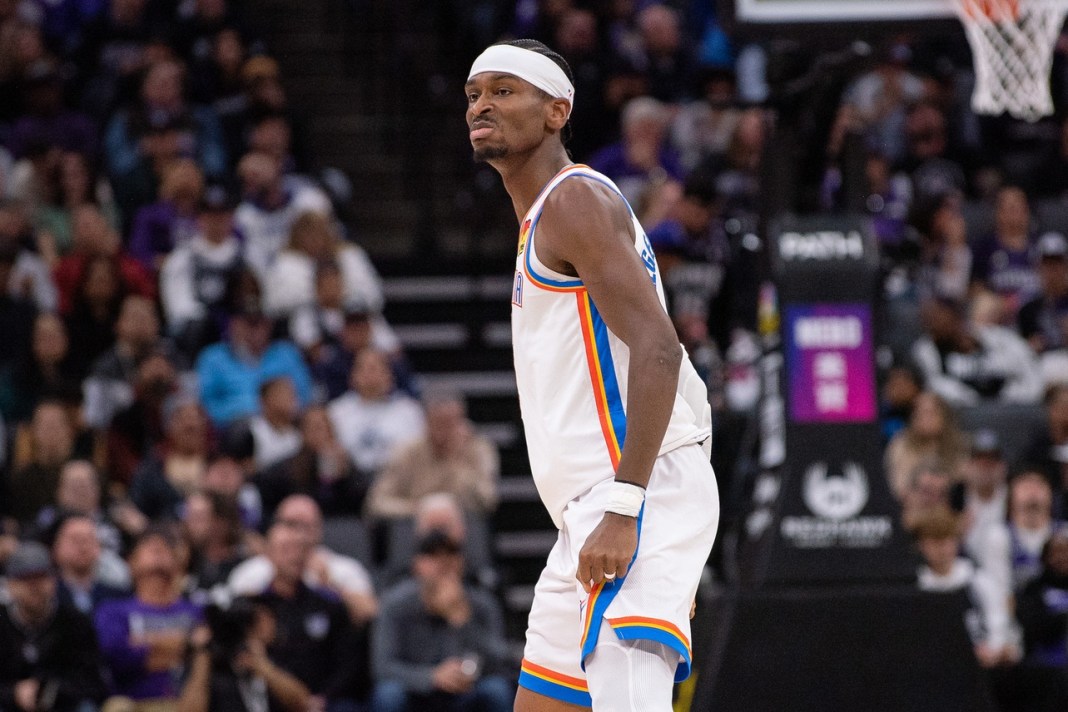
[465,73,551,163]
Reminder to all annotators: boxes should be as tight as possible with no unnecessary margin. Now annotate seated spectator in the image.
[1018,232,1068,355]
[178,598,311,712]
[255,404,369,518]
[972,186,1039,318]
[2,312,81,421]
[900,102,967,203]
[959,430,1013,591]
[10,59,97,160]
[630,4,694,103]
[328,348,425,479]
[589,95,684,207]
[35,150,120,266]
[670,66,741,172]
[106,351,182,487]
[253,522,369,710]
[263,210,384,319]
[379,492,496,591]
[250,376,302,471]
[104,58,227,213]
[840,43,925,165]
[1008,470,1064,590]
[900,456,955,530]
[0,541,107,712]
[371,529,512,712]
[230,495,377,624]
[51,513,129,615]
[247,112,310,178]
[234,150,332,280]
[0,240,38,377]
[884,390,968,499]
[196,303,312,427]
[366,392,499,521]
[36,460,131,586]
[693,109,766,220]
[879,362,923,443]
[181,490,249,599]
[64,253,128,378]
[128,158,204,273]
[74,0,168,120]
[302,298,414,402]
[159,183,244,359]
[0,198,57,312]
[186,25,247,113]
[1017,528,1068,670]
[129,395,210,520]
[83,294,172,430]
[94,527,202,706]
[1024,382,1068,514]
[911,294,1043,406]
[3,400,85,527]
[201,441,263,532]
[645,175,733,358]
[909,191,973,304]
[53,204,154,318]
[912,508,1022,675]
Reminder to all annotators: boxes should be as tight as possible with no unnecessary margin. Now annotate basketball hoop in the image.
[951,0,1068,121]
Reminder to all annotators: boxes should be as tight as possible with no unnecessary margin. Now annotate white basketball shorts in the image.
[518,443,720,706]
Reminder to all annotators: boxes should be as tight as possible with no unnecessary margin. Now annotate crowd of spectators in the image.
[0,1,515,711]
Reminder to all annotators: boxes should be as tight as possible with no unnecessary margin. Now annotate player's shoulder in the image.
[540,173,629,236]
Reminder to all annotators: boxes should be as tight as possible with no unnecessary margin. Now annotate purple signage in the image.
[784,303,877,423]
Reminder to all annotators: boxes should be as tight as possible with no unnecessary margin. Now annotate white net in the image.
[952,0,1068,121]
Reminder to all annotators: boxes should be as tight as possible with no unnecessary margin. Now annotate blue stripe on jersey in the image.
[588,296,627,449]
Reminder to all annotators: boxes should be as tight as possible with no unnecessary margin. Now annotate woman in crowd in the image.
[885,390,969,499]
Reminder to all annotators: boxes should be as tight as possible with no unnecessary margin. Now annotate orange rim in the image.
[959,0,1021,22]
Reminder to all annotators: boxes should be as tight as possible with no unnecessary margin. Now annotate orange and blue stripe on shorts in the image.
[607,616,693,682]
[518,659,592,706]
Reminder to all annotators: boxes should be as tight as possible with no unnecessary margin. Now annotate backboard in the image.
[733,0,955,22]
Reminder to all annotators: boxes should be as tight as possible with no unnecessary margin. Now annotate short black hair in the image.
[499,39,575,148]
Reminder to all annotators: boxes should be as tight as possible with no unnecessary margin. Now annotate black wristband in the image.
[614,479,646,490]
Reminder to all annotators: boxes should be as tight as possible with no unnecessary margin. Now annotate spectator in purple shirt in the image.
[127,158,204,273]
[94,526,202,705]
[588,96,684,208]
[10,59,98,159]
[972,186,1039,319]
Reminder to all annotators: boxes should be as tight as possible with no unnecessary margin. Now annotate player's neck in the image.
[496,146,572,222]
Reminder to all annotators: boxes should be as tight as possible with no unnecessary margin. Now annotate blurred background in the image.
[2,0,1068,711]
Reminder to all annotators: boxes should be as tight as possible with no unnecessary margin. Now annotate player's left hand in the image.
[577,513,638,593]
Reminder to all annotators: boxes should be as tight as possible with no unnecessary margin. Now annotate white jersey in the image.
[511,164,712,528]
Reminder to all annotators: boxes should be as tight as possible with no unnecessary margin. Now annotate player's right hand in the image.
[576,513,638,593]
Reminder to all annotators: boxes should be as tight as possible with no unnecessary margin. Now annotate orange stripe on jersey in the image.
[575,291,622,468]
[519,659,589,692]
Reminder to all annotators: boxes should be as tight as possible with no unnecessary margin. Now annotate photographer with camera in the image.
[177,598,311,712]
[0,541,107,712]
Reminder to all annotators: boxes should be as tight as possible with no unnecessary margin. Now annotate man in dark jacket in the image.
[0,541,107,711]
[254,523,368,711]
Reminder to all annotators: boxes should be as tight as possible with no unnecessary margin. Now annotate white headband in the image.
[468,45,575,110]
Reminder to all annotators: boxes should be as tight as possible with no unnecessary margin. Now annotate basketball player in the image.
[466,40,720,710]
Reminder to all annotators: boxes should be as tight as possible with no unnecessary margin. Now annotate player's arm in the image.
[537,179,683,591]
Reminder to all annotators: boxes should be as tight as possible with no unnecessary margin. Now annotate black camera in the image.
[204,598,258,667]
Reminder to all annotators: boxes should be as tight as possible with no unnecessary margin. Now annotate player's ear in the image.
[546,99,570,131]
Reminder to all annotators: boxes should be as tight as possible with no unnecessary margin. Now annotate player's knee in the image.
[586,628,677,712]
